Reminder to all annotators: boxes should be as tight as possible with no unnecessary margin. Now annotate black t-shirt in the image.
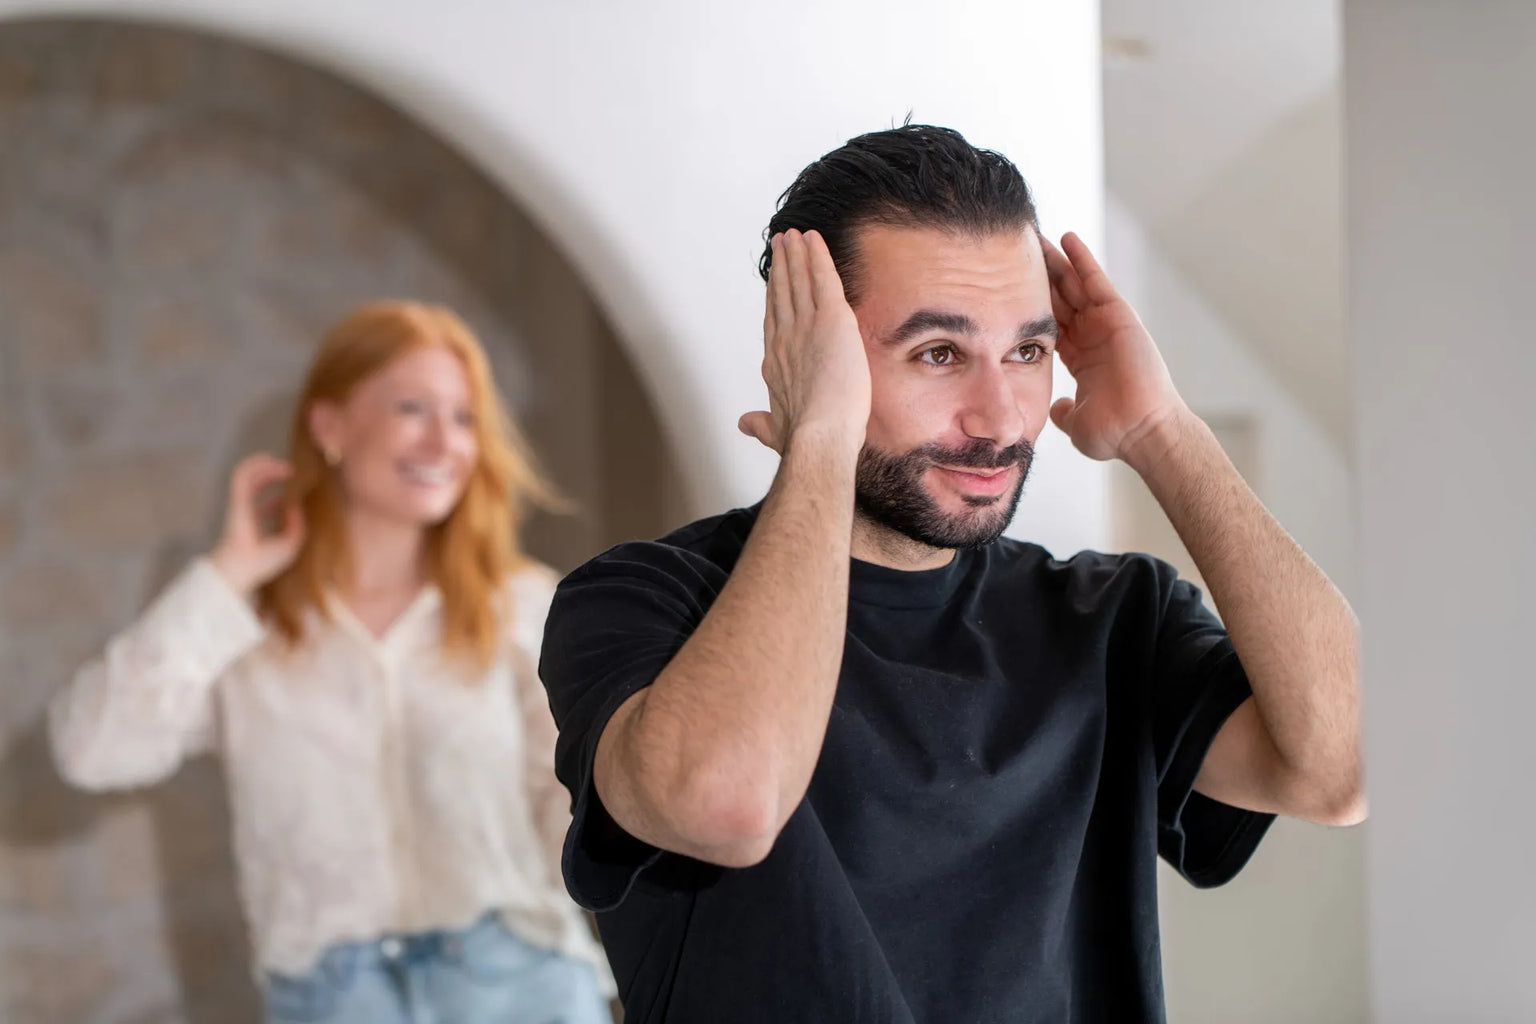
[539,507,1274,1023]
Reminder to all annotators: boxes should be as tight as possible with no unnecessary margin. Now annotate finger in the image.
[232,454,291,504]
[278,503,307,546]
[736,411,782,454]
[1048,281,1076,331]
[1060,232,1120,304]
[763,274,776,342]
[763,235,779,341]
[768,234,793,336]
[240,452,294,483]
[243,451,291,471]
[783,229,814,319]
[1048,283,1084,358]
[1041,234,1086,310]
[803,230,850,309]
[254,460,296,485]
[1049,396,1076,433]
[1049,337,1080,380]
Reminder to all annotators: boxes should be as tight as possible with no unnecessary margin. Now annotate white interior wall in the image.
[1346,3,1536,1020]
[0,0,1110,556]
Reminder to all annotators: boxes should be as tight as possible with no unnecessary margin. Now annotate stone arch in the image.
[0,18,679,1020]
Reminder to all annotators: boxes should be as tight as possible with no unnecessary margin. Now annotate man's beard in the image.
[855,437,1034,549]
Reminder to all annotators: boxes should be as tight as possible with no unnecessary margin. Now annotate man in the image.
[539,125,1363,1023]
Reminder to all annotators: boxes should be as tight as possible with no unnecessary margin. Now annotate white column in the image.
[1346,3,1536,1019]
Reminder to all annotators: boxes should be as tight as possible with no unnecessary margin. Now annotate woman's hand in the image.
[208,454,306,595]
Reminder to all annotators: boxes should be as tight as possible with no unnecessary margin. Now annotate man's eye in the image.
[919,345,956,366]
[1016,343,1047,364]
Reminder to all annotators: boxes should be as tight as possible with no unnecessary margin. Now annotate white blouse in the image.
[47,557,614,993]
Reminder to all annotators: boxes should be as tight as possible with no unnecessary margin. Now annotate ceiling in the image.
[1102,0,1348,445]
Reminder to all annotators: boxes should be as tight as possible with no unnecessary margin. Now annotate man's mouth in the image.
[932,463,1017,496]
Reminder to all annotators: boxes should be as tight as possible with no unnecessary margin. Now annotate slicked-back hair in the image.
[759,124,1039,303]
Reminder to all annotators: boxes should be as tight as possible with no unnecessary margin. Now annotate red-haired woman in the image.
[50,301,614,1024]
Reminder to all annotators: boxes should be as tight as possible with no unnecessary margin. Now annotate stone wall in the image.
[0,19,678,1022]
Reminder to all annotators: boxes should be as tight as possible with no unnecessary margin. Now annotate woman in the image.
[49,301,615,1024]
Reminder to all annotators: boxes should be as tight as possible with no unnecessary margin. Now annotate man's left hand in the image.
[1043,232,1187,466]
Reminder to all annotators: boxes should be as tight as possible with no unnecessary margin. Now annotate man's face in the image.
[849,223,1056,549]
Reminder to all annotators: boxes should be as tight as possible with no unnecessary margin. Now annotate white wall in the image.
[0,0,1109,555]
[1108,197,1368,1024]
[1346,3,1536,1020]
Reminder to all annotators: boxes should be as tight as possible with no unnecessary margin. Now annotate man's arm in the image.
[593,229,869,868]
[1043,232,1364,827]
[1126,410,1365,826]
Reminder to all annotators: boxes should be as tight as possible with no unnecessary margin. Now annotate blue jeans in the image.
[261,912,611,1024]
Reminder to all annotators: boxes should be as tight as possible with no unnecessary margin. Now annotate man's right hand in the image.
[738,229,870,458]
[593,233,867,869]
[208,453,306,596]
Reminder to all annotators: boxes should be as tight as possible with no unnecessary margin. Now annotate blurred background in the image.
[1101,3,1364,1022]
[0,1,1530,1022]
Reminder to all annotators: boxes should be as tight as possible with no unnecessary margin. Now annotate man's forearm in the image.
[605,428,858,863]
[1125,407,1362,808]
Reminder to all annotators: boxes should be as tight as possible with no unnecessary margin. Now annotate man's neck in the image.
[849,514,957,572]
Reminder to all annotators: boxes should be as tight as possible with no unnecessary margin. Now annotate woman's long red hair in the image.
[257,300,558,670]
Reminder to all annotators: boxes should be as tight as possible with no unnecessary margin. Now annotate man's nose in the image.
[958,364,1026,447]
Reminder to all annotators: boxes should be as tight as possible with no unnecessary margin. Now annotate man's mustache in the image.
[913,438,1035,470]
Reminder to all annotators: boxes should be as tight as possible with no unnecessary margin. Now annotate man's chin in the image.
[932,482,1020,532]
[854,450,1029,550]
[884,494,1016,549]
[939,511,1015,548]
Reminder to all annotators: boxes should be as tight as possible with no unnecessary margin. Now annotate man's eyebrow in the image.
[1017,315,1059,342]
[884,309,979,346]
[884,310,1060,347]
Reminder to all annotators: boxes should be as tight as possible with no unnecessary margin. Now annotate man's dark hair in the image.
[758,124,1039,303]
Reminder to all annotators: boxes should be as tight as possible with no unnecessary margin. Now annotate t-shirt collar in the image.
[848,546,977,609]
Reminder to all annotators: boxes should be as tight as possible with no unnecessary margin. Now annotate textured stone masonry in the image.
[0,18,677,1022]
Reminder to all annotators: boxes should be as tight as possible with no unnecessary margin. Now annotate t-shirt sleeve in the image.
[538,544,713,912]
[1147,561,1276,888]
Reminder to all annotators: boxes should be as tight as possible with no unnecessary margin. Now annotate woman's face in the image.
[311,346,480,528]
